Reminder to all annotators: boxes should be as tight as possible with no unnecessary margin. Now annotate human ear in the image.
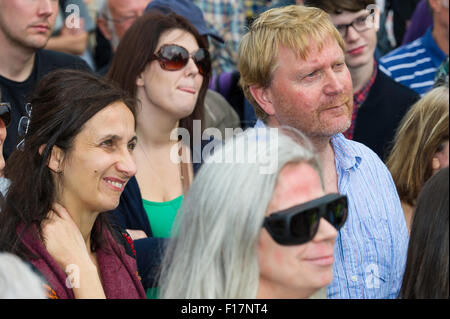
[97,17,112,41]
[136,71,145,87]
[249,85,276,116]
[46,145,65,174]
[432,156,441,171]
[374,8,381,31]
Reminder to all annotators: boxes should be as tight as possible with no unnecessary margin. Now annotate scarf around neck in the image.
[19,222,146,299]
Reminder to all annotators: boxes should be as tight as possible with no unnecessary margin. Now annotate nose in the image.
[184,56,201,77]
[116,147,137,178]
[323,69,345,96]
[312,218,338,243]
[345,25,360,42]
[37,0,56,17]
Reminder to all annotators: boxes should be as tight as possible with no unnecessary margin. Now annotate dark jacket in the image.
[107,177,165,290]
[353,69,420,161]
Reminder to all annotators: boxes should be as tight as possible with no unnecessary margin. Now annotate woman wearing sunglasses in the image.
[106,11,211,295]
[158,128,347,298]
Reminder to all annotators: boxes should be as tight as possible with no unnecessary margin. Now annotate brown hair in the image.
[106,11,211,140]
[400,166,449,299]
[386,86,449,206]
[303,0,376,14]
[0,69,136,259]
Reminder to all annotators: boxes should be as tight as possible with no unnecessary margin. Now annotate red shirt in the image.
[343,60,378,140]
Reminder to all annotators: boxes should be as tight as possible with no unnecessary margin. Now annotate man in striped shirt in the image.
[379,0,448,96]
[239,5,409,298]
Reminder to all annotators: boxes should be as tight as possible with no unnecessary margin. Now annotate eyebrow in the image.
[100,134,137,143]
[297,55,345,75]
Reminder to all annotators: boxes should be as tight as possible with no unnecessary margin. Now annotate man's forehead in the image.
[110,0,146,12]
[278,37,344,64]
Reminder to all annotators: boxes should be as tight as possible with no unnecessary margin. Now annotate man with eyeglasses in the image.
[379,0,448,96]
[304,0,419,161]
[0,0,90,160]
[97,0,149,51]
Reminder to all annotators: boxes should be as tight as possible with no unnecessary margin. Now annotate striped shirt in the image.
[379,27,447,96]
[255,120,409,298]
[327,133,409,299]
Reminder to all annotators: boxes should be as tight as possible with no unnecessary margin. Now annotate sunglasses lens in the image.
[193,48,209,75]
[326,197,348,230]
[159,45,189,71]
[290,208,320,244]
[0,103,11,127]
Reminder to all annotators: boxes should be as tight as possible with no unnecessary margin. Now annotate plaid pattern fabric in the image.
[244,0,288,19]
[193,0,246,76]
[343,60,378,140]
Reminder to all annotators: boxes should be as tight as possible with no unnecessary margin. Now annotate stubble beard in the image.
[275,94,353,142]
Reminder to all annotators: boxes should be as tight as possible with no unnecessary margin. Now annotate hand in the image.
[42,203,91,270]
[42,203,106,299]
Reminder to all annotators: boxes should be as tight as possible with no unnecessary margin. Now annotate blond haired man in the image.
[238,5,408,299]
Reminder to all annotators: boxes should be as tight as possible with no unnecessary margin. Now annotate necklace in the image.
[137,140,190,195]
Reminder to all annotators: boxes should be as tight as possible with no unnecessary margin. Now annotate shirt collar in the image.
[331,133,362,171]
[255,120,363,171]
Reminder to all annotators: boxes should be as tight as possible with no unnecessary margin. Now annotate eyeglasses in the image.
[335,14,375,38]
[263,193,348,246]
[16,103,32,151]
[0,102,11,127]
[150,44,210,76]
[101,13,140,25]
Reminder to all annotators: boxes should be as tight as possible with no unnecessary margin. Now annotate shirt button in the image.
[351,275,358,282]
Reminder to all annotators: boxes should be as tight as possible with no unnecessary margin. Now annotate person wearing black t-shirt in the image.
[0,0,90,159]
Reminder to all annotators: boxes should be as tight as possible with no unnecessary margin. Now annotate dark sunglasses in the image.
[0,102,11,127]
[263,193,348,246]
[151,44,210,76]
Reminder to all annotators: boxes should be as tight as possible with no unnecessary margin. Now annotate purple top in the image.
[401,0,433,45]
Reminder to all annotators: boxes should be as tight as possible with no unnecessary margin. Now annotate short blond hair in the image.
[238,5,345,120]
[386,86,449,206]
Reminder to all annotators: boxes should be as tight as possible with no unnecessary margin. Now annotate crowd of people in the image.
[0,0,448,299]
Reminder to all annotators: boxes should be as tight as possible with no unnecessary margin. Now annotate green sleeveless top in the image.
[143,195,183,299]
[143,195,183,238]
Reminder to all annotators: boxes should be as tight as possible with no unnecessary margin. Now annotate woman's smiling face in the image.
[56,101,138,214]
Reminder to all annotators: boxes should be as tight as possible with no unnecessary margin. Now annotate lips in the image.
[304,255,335,266]
[347,45,365,56]
[30,24,50,32]
[103,177,127,191]
[178,87,196,94]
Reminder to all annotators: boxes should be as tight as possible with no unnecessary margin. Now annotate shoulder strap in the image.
[179,146,191,194]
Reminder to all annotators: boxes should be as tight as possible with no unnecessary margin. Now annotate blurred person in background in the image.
[399,166,449,299]
[386,86,449,232]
